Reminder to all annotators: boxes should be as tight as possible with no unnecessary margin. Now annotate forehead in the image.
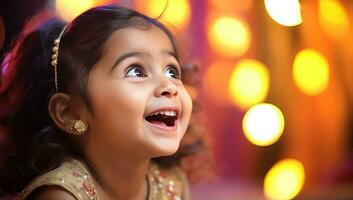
[102,26,175,56]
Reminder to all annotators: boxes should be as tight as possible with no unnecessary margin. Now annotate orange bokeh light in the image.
[210,0,253,13]
[56,0,110,22]
[203,60,234,105]
[134,0,191,30]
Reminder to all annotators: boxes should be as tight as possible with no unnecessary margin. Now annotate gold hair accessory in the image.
[51,25,67,93]
[70,120,88,135]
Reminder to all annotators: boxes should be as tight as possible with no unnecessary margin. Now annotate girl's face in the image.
[82,26,192,158]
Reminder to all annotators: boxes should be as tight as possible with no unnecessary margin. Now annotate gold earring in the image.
[70,120,88,135]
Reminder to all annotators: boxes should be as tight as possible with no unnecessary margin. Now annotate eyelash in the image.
[125,64,146,77]
[166,64,182,80]
[125,63,182,80]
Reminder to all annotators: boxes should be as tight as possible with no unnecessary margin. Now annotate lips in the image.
[145,107,180,128]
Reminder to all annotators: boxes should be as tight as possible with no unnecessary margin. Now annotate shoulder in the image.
[27,186,76,200]
[19,159,98,200]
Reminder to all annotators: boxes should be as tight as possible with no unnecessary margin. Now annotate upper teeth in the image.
[149,110,176,116]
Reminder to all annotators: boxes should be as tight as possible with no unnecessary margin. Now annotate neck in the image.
[85,153,150,200]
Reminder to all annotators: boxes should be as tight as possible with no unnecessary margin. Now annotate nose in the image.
[154,77,178,98]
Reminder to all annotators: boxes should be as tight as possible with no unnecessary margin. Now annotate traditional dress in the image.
[19,158,189,200]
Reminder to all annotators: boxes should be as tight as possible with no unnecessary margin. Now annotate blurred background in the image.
[1,0,353,199]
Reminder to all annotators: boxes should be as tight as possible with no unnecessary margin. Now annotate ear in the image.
[48,93,76,133]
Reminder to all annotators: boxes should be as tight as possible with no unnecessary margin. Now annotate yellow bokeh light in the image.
[264,159,305,200]
[56,0,107,22]
[229,59,269,109]
[293,49,330,96]
[242,103,284,146]
[318,0,349,41]
[135,0,191,29]
[208,16,251,58]
[264,0,302,26]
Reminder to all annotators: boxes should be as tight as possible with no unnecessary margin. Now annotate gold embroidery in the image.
[147,163,185,200]
[19,159,188,200]
[19,159,99,200]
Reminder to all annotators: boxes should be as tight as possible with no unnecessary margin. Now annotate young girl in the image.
[0,4,193,200]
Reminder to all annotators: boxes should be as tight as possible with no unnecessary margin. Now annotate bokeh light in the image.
[135,0,191,29]
[210,0,253,12]
[56,0,108,22]
[318,0,349,41]
[203,60,234,105]
[264,0,302,26]
[184,84,197,100]
[293,49,330,96]
[264,159,305,200]
[242,103,284,146]
[229,59,269,109]
[207,16,251,58]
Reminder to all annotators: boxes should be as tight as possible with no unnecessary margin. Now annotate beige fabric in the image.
[146,163,190,200]
[19,159,99,200]
[19,159,189,200]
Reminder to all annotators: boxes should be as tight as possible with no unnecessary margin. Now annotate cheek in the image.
[88,80,148,136]
[180,88,193,124]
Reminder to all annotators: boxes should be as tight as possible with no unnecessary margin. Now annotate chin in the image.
[150,141,180,157]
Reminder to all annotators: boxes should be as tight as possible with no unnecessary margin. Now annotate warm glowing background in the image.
[2,0,353,199]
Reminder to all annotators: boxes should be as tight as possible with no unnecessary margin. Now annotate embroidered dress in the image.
[19,158,189,200]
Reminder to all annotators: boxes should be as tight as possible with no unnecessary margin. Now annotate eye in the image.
[165,65,181,79]
[126,65,146,77]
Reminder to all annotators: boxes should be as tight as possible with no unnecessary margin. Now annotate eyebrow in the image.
[110,52,143,73]
[110,50,178,73]
[162,50,179,62]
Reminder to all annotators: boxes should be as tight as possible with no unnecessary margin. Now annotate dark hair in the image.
[0,5,181,195]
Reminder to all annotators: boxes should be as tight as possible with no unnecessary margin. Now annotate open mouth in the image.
[145,110,179,127]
